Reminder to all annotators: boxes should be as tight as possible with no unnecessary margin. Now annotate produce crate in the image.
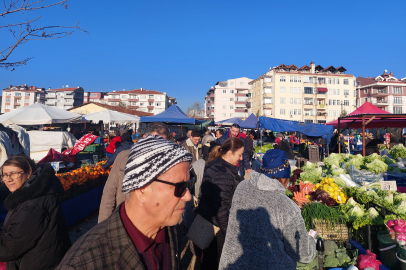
[308,145,319,163]
[312,219,349,243]
[84,144,104,152]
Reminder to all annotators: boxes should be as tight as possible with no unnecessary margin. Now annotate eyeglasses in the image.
[0,171,24,182]
[153,178,194,198]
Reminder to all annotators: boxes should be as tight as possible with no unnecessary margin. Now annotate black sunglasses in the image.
[153,178,194,198]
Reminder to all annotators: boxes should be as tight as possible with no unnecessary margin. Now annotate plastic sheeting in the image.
[28,131,77,161]
[139,105,195,124]
[259,116,334,139]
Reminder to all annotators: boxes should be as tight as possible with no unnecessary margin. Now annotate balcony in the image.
[263,92,273,97]
[148,99,154,102]
[235,109,246,113]
[128,98,139,102]
[108,98,121,102]
[317,104,327,109]
[147,106,154,109]
[46,94,56,99]
[373,99,388,106]
[304,103,315,107]
[263,104,273,109]
[46,100,56,105]
[371,89,389,96]
[65,100,74,105]
[235,100,247,104]
[234,93,246,97]
[128,105,139,109]
[209,93,215,98]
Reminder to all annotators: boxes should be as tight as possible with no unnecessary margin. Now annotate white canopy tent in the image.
[0,103,82,125]
[82,110,140,124]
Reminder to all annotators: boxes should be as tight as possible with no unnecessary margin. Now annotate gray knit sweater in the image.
[219,171,316,270]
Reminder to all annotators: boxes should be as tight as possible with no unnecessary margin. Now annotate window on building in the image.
[297,76,301,83]
[59,93,65,97]
[140,95,146,99]
[139,102,144,106]
[318,77,326,84]
[5,92,11,96]
[58,99,64,103]
[298,109,301,115]
[394,107,402,114]
[393,87,403,94]
[280,108,285,115]
[230,82,234,85]
[5,105,10,109]
[337,89,340,95]
[222,113,226,117]
[230,113,233,117]
[230,105,234,109]
[344,79,349,85]
[298,98,301,104]
[230,90,234,94]
[122,95,127,99]
[290,98,293,104]
[290,76,294,82]
[6,98,10,102]
[258,90,259,96]
[344,90,349,96]
[328,78,332,84]
[290,87,294,93]
[223,90,227,93]
[294,76,298,82]
[333,100,336,105]
[25,93,30,96]
[155,103,161,106]
[394,97,402,104]
[230,98,234,101]
[333,111,336,117]
[149,95,154,99]
[90,93,98,97]
[304,119,313,123]
[337,100,340,105]
[222,97,226,101]
[280,76,286,82]
[354,90,356,97]
[15,93,21,96]
[290,109,293,115]
[280,98,286,104]
[280,87,286,93]
[240,82,244,86]
[344,100,349,106]
[304,87,312,94]
[336,79,340,84]
[223,105,226,109]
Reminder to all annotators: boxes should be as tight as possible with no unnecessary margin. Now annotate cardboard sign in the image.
[381,181,397,191]
[51,162,59,172]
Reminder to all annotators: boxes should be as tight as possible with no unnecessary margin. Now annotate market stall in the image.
[215,117,243,126]
[284,151,406,269]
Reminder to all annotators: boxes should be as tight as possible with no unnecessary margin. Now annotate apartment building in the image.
[204,77,251,121]
[45,86,84,110]
[356,70,406,114]
[104,88,176,114]
[248,62,357,123]
[1,84,46,113]
[83,92,107,103]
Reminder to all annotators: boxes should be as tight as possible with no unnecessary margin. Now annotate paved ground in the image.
[68,210,99,244]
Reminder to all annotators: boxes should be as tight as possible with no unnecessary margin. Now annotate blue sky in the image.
[1,0,406,111]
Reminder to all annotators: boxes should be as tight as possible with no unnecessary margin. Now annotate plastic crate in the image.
[311,219,349,244]
[308,145,319,163]
[83,144,103,152]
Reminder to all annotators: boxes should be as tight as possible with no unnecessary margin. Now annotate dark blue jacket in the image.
[217,131,251,171]
[103,141,134,169]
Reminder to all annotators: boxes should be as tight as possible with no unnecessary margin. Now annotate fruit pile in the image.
[386,218,406,246]
[315,177,347,204]
[56,161,111,191]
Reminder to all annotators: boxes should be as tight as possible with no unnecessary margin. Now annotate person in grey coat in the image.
[219,149,316,270]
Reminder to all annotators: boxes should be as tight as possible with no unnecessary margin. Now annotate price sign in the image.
[381,181,397,191]
[51,162,59,172]
[93,155,99,165]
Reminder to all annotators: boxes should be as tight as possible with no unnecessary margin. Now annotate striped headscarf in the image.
[122,135,193,193]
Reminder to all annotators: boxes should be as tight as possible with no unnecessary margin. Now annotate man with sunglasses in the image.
[57,135,193,270]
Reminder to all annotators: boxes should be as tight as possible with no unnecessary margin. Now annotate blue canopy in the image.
[139,105,195,124]
[259,116,334,139]
[215,117,243,126]
[239,113,258,129]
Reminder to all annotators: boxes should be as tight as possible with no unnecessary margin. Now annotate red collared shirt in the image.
[120,203,172,270]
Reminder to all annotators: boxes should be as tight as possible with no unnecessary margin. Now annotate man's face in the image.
[216,130,222,139]
[230,127,239,137]
[143,162,191,227]
[191,136,200,145]
[186,131,192,138]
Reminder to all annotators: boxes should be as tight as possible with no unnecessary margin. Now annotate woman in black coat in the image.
[0,155,71,270]
[197,137,244,269]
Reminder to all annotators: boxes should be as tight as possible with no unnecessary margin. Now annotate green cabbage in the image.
[364,153,383,164]
[364,159,388,174]
[389,145,406,159]
[395,201,406,215]
[323,153,344,168]
[348,205,365,220]
[366,207,379,219]
[383,155,396,165]
[394,193,406,204]
[346,154,364,169]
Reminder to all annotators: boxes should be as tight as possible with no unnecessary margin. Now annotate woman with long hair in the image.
[0,155,71,269]
[197,137,244,269]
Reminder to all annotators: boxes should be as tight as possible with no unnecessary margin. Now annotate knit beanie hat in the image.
[122,135,193,193]
[260,149,291,179]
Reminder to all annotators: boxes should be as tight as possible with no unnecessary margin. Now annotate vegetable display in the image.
[388,144,406,159]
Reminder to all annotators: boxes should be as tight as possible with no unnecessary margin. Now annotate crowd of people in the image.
[0,122,319,270]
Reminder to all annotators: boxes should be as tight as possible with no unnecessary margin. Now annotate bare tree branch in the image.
[1,0,86,70]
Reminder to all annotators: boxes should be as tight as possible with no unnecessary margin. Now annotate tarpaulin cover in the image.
[82,110,140,124]
[239,113,258,129]
[139,105,195,124]
[37,148,75,166]
[259,116,334,139]
[215,117,243,126]
[317,87,328,92]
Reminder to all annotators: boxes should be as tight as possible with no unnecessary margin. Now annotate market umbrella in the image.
[82,110,140,124]
[239,113,258,129]
[0,103,82,125]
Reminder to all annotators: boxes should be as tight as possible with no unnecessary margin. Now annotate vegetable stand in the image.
[290,150,406,269]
